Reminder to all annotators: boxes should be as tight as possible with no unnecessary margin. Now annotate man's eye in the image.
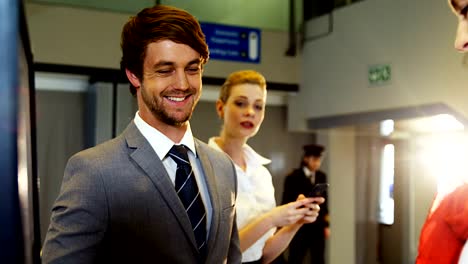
[186,67,201,74]
[157,69,172,74]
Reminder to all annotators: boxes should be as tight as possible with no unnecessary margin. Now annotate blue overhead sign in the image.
[201,22,261,64]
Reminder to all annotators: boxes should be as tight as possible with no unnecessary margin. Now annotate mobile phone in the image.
[308,183,329,198]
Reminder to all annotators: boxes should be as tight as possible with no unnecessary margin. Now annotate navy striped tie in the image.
[168,145,207,259]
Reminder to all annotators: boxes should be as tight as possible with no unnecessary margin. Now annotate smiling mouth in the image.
[167,96,187,102]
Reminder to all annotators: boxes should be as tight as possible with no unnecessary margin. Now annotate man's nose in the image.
[455,20,468,52]
[175,71,189,89]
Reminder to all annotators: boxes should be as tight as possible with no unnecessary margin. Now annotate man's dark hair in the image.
[120,5,209,95]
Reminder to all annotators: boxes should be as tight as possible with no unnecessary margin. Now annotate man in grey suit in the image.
[41,5,241,264]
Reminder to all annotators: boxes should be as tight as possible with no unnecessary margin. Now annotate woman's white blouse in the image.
[208,138,277,262]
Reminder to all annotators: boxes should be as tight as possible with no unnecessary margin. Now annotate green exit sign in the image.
[368,64,391,85]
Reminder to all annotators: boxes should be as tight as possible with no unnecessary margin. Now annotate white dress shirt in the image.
[303,166,316,184]
[208,137,276,262]
[134,112,212,235]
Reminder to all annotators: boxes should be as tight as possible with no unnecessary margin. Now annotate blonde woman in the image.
[208,70,324,264]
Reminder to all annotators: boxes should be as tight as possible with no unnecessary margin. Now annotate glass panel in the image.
[379,143,395,225]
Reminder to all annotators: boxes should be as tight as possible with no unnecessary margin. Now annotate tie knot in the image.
[169,145,190,165]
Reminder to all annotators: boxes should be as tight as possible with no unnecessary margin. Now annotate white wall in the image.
[289,0,468,131]
[408,135,437,261]
[25,2,301,84]
[318,128,356,264]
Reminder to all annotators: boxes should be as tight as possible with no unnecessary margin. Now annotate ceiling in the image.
[29,0,303,32]
[29,0,365,32]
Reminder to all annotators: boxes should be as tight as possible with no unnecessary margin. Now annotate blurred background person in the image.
[208,70,324,264]
[416,180,468,264]
[415,1,468,263]
[281,144,329,264]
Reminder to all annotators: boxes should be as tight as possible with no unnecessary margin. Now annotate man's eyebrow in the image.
[152,58,201,70]
[152,61,174,69]
[186,58,202,66]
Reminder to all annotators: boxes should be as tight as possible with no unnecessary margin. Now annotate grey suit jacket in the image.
[42,122,241,264]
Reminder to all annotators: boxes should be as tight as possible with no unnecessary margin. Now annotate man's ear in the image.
[125,69,141,88]
[215,99,224,119]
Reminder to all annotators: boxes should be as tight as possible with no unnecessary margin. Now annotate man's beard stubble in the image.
[140,84,197,127]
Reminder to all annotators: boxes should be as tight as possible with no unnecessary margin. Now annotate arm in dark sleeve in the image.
[281,172,297,205]
[320,171,330,227]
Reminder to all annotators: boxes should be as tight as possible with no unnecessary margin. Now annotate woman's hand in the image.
[267,195,323,227]
[297,194,324,224]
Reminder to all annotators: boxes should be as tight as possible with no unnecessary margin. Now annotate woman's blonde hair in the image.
[219,70,266,103]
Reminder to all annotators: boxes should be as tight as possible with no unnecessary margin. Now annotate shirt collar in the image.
[243,144,271,166]
[134,111,196,160]
[208,137,271,167]
[303,166,314,177]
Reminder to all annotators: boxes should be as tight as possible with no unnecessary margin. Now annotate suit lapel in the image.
[123,122,198,249]
[194,140,220,256]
